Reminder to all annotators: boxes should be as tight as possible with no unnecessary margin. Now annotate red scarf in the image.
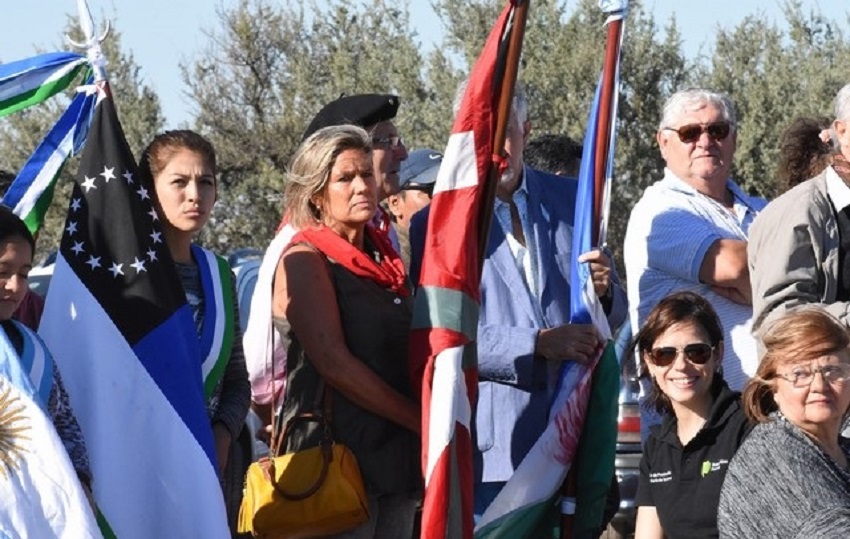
[291,224,409,297]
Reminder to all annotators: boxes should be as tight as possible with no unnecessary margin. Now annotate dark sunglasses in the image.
[647,343,714,367]
[663,121,732,144]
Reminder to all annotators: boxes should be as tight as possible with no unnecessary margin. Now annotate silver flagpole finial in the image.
[598,0,628,13]
[66,0,110,82]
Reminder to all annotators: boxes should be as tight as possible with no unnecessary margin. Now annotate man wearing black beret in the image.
[303,93,409,202]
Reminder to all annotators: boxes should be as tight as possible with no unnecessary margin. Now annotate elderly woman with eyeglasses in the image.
[632,291,751,539]
[718,307,850,538]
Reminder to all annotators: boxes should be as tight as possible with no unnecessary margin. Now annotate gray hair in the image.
[283,125,372,229]
[659,88,737,131]
[452,78,528,126]
[834,83,850,123]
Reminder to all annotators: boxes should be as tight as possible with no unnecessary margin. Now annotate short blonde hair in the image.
[283,125,372,228]
[742,306,850,423]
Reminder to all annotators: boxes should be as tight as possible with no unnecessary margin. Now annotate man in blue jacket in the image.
[410,86,628,519]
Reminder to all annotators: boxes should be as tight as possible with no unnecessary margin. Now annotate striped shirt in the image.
[624,169,766,390]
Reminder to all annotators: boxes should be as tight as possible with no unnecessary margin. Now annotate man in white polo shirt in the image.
[624,88,766,392]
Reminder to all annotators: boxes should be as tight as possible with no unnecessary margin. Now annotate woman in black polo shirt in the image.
[632,291,751,539]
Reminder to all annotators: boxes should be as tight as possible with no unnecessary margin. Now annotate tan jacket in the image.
[749,167,848,335]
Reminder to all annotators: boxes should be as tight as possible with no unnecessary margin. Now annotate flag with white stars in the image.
[39,82,229,538]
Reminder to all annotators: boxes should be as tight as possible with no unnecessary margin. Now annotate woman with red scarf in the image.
[273,125,421,538]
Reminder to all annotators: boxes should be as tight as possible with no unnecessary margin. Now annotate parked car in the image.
[606,377,640,538]
[604,322,640,539]
[227,247,262,269]
[28,250,57,297]
[232,256,260,331]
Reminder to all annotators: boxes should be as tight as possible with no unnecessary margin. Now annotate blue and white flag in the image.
[39,83,229,538]
[0,52,87,117]
[0,324,100,538]
[4,82,96,233]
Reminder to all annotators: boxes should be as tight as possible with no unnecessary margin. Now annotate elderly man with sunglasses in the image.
[624,88,767,395]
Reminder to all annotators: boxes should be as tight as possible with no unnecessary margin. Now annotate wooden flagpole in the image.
[592,18,624,246]
[477,0,530,273]
[560,4,626,539]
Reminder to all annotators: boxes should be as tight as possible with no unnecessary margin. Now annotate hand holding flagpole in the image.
[561,2,628,538]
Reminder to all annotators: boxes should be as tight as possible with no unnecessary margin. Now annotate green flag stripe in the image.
[21,164,63,234]
[203,253,235,400]
[475,497,556,539]
[573,341,620,534]
[0,58,84,101]
[0,61,85,118]
[14,128,75,233]
[95,506,118,539]
[411,285,479,340]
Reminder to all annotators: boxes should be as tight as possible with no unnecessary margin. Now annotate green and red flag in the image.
[475,1,628,537]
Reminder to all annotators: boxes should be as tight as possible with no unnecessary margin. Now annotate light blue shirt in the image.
[624,168,767,390]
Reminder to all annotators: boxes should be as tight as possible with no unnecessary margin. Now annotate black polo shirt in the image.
[635,377,751,539]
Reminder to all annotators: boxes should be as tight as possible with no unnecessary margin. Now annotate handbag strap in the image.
[267,381,336,501]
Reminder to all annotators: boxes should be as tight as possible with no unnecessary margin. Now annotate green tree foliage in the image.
[430,0,850,275]
[0,15,164,260]
[184,0,461,252]
[695,0,850,198]
[181,0,847,262]
[433,0,687,272]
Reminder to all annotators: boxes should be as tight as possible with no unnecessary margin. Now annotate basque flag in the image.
[39,83,229,538]
[409,2,520,537]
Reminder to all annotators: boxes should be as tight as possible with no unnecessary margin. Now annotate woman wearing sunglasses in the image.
[632,291,750,539]
[718,307,850,538]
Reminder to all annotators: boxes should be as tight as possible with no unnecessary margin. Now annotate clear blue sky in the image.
[4,0,847,129]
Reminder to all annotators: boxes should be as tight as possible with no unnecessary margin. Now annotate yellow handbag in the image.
[238,387,369,538]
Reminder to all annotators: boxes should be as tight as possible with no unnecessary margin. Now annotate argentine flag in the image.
[0,326,100,538]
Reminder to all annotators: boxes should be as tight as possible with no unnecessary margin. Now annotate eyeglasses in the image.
[776,363,850,388]
[372,135,404,148]
[647,343,715,367]
[663,121,732,144]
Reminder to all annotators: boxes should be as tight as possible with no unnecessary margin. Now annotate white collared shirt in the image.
[825,166,850,212]
[493,168,545,326]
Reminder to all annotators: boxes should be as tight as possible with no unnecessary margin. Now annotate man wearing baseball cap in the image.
[386,148,442,268]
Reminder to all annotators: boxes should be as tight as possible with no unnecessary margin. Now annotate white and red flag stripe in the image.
[409,3,524,537]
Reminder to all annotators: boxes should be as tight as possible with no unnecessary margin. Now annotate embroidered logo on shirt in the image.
[700,459,729,477]
[649,470,673,483]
